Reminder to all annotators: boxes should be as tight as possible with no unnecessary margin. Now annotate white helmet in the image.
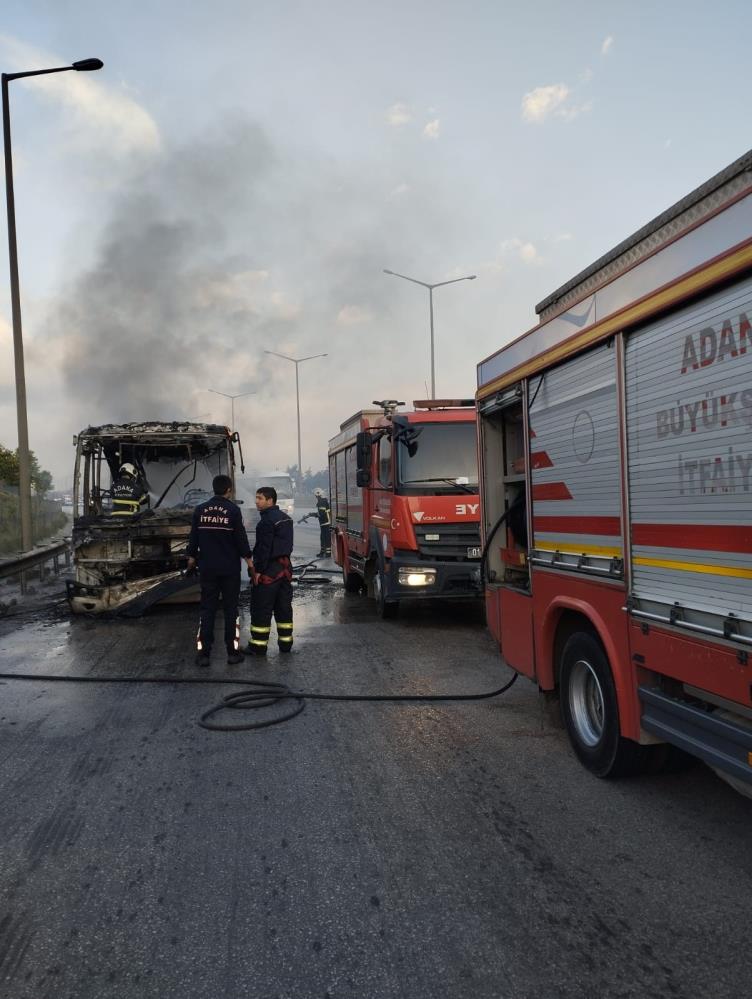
[314,487,325,497]
[120,462,137,477]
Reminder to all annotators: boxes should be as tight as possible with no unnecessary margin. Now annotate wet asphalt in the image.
[1,517,751,998]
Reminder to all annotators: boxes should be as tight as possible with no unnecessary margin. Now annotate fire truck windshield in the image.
[397,422,478,493]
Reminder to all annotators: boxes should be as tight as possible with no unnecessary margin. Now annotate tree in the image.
[0,444,54,494]
[286,464,328,494]
[0,445,16,486]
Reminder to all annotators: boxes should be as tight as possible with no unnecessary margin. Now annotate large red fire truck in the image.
[328,399,482,617]
[476,149,752,793]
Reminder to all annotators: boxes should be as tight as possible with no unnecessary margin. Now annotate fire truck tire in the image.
[374,568,398,619]
[560,631,645,778]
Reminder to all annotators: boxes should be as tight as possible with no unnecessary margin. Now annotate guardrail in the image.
[0,539,72,593]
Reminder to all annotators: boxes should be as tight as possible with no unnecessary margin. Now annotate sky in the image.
[0,0,750,489]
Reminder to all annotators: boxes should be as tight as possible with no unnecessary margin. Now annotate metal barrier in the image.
[0,539,71,593]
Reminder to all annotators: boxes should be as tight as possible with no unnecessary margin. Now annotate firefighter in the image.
[246,485,294,657]
[186,474,253,667]
[111,462,150,517]
[299,487,331,557]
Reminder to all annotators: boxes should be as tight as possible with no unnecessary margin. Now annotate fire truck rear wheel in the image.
[560,631,645,778]
[374,567,398,619]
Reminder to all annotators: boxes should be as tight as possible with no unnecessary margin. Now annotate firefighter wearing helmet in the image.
[313,487,331,558]
[111,462,150,517]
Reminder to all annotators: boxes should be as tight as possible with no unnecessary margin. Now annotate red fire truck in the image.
[476,149,752,793]
[329,399,482,617]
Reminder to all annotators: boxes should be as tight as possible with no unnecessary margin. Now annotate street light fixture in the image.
[264,350,327,476]
[2,56,103,550]
[383,268,476,398]
[206,388,255,432]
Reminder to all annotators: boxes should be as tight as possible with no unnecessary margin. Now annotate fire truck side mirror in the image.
[356,469,371,487]
[356,431,372,471]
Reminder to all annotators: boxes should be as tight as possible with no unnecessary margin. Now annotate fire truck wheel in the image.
[374,568,398,619]
[560,631,645,778]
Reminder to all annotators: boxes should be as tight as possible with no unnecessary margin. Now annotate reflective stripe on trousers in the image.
[249,624,271,649]
[250,575,293,650]
[277,622,293,646]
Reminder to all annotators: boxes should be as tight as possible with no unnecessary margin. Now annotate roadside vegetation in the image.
[0,444,67,553]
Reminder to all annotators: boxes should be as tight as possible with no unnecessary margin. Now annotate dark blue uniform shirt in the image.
[187,496,251,575]
[315,496,331,526]
[253,505,294,572]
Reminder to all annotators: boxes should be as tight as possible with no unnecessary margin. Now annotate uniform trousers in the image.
[319,523,331,553]
[196,570,241,653]
[249,576,294,652]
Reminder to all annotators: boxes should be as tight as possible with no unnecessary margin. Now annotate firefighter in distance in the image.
[186,474,253,666]
[247,486,294,657]
[111,462,150,517]
[299,487,331,557]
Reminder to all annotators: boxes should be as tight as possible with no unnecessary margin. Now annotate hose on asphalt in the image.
[0,555,518,731]
[0,669,518,732]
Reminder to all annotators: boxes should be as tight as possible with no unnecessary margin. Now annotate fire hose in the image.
[0,551,518,732]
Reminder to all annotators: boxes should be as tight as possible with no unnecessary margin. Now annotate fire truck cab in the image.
[329,399,482,617]
[477,149,752,793]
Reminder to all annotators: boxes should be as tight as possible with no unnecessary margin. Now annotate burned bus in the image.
[68,422,243,614]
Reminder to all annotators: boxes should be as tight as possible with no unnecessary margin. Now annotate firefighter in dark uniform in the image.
[299,487,331,558]
[246,485,294,657]
[186,474,253,666]
[111,462,149,517]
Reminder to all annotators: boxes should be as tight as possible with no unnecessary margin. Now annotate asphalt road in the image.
[0,516,751,998]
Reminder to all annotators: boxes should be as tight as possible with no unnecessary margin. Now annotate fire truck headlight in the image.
[398,567,437,587]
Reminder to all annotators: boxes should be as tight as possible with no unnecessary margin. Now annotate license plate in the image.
[467,546,481,559]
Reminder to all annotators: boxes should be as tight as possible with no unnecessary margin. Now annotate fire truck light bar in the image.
[413,399,475,409]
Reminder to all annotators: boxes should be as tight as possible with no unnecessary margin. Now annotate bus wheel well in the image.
[552,610,600,690]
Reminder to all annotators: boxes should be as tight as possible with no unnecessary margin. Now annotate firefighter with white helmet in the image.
[299,487,331,558]
[111,462,150,517]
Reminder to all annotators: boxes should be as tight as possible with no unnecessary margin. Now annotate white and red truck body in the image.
[329,401,482,615]
[476,149,752,789]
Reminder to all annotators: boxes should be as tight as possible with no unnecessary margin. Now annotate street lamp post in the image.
[383,268,476,398]
[264,351,327,476]
[206,388,255,432]
[2,57,103,550]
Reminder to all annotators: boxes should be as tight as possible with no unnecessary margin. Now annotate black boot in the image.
[244,642,267,657]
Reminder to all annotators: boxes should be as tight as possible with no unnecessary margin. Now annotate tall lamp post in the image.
[3,57,103,550]
[383,268,476,398]
[206,388,255,432]
[264,350,327,476]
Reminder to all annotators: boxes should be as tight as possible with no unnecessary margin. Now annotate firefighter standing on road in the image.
[111,462,150,517]
[299,487,331,558]
[186,474,253,667]
[246,486,294,657]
